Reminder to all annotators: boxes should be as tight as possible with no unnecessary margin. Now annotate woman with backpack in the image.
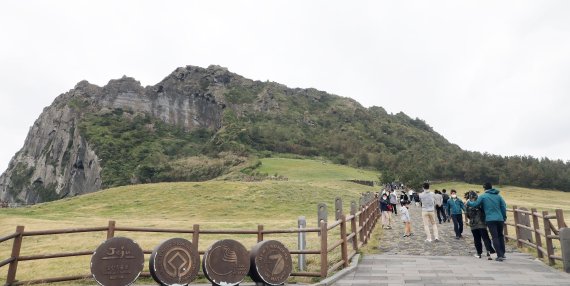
[400,189,410,206]
[465,190,495,259]
[389,190,398,214]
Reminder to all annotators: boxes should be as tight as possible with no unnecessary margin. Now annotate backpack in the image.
[442,193,449,203]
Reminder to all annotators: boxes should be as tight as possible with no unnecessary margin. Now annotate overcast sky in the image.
[1,0,570,172]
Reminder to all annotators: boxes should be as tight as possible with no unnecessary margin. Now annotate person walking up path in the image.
[467,182,507,261]
[400,200,412,237]
[465,190,495,259]
[375,200,515,256]
[442,189,450,222]
[434,190,446,224]
[389,190,398,215]
[379,193,392,229]
[447,189,465,239]
[419,183,439,242]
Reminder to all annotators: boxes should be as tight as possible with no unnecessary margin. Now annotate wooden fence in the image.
[504,206,568,267]
[0,195,380,285]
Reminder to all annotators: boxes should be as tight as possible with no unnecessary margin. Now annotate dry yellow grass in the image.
[0,158,379,285]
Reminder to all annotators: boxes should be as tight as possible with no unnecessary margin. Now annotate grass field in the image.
[0,158,379,285]
[2,160,569,284]
[432,182,570,213]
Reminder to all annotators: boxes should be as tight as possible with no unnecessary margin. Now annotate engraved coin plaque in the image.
[203,239,250,286]
[249,240,292,286]
[91,237,145,286]
[149,238,200,286]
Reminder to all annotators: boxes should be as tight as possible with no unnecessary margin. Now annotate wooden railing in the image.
[504,206,568,267]
[0,195,380,285]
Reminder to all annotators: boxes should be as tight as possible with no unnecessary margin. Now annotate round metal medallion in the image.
[149,238,200,286]
[91,237,145,286]
[202,239,250,286]
[249,240,292,285]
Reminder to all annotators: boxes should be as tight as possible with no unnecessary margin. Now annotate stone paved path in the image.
[333,204,570,286]
[376,203,517,256]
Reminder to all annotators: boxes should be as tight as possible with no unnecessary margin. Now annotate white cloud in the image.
[1,0,570,172]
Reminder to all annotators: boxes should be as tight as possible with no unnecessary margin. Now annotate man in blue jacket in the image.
[466,182,507,261]
[446,189,465,239]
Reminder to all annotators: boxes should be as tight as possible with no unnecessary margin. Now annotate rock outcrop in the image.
[0,65,238,204]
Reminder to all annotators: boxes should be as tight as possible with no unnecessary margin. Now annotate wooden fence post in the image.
[543,211,555,266]
[6,225,24,285]
[350,202,358,252]
[561,227,570,273]
[556,209,567,228]
[192,224,200,253]
[504,218,509,242]
[531,208,543,259]
[363,205,369,244]
[513,206,522,248]
[373,198,379,228]
[358,207,364,244]
[350,215,358,251]
[340,214,349,268]
[320,220,328,278]
[106,220,116,239]
[257,225,264,243]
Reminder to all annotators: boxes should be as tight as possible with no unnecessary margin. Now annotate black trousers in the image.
[436,205,447,223]
[391,203,397,214]
[471,228,495,255]
[451,214,463,237]
[486,221,506,258]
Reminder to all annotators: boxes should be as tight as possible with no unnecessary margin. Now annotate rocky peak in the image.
[0,65,232,204]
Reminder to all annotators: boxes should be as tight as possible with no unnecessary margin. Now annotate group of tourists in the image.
[379,182,508,261]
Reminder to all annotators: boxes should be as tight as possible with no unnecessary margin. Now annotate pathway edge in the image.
[310,254,360,286]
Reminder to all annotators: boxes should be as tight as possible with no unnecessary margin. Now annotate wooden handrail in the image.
[22,227,107,236]
[0,196,382,285]
[0,232,19,244]
[328,260,345,274]
[263,228,321,234]
[18,251,94,261]
[327,219,343,230]
[0,257,15,268]
[327,239,343,253]
[11,274,93,286]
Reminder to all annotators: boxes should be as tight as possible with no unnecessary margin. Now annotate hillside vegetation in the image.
[2,65,570,206]
[0,158,378,284]
[75,66,570,192]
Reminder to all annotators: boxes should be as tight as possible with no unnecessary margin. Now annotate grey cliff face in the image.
[0,96,102,204]
[0,65,232,204]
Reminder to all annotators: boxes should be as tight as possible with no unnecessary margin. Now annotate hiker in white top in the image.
[400,200,412,237]
[419,182,439,242]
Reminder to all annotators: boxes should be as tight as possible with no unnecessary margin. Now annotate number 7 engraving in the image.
[269,254,285,275]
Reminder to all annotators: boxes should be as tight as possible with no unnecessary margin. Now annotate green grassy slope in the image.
[432,182,570,213]
[0,158,378,284]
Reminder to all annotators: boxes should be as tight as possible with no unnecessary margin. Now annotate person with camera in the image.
[466,183,507,261]
[465,190,495,260]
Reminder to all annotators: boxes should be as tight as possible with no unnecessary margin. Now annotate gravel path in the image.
[377,203,517,256]
[331,204,570,285]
